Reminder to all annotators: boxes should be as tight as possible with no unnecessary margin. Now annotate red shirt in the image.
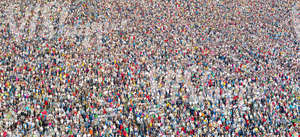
[122,130,127,136]
[225,126,229,131]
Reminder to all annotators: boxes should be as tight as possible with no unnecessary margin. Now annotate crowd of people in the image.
[0,0,299,136]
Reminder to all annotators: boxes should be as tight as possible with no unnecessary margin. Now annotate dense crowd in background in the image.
[0,0,299,136]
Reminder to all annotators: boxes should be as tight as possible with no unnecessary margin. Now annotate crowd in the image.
[0,0,299,136]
